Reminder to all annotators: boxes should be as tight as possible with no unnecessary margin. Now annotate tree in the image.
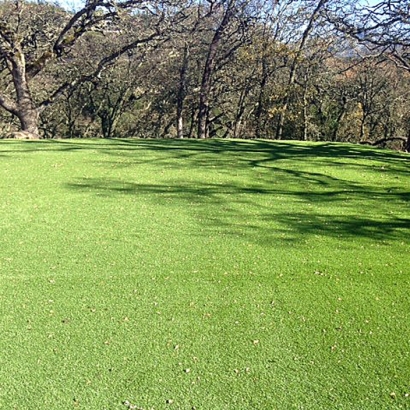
[328,0,410,150]
[0,1,67,138]
[275,0,329,139]
[0,0,177,139]
[331,1,410,71]
[197,0,253,139]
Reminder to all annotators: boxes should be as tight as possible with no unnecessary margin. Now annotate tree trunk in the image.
[177,44,189,139]
[198,3,234,139]
[15,108,40,139]
[359,107,367,142]
[11,50,41,139]
[302,93,308,141]
[198,42,217,139]
[332,96,348,141]
[232,88,247,138]
[276,0,327,140]
[255,67,268,139]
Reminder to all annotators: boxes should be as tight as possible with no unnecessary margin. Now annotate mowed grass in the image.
[0,139,409,410]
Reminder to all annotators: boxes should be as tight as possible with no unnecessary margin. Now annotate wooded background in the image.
[0,0,409,150]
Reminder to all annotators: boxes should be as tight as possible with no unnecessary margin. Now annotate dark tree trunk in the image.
[16,109,40,139]
[198,2,234,139]
[255,68,268,139]
[332,96,348,141]
[276,0,327,140]
[232,84,250,138]
[10,50,40,139]
[177,44,189,139]
[198,40,218,139]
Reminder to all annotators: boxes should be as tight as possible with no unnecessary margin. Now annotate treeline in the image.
[0,0,409,150]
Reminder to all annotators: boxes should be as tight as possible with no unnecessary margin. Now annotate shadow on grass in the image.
[66,176,410,244]
[108,139,409,176]
[3,138,408,243]
[110,138,409,167]
[3,139,408,188]
[63,139,409,244]
[1,138,408,164]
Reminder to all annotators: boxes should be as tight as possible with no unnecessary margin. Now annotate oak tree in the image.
[0,0,178,138]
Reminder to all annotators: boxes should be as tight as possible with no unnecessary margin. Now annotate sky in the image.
[59,0,83,12]
[58,0,383,13]
[362,0,382,5]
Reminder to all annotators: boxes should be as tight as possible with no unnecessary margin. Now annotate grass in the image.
[0,138,409,410]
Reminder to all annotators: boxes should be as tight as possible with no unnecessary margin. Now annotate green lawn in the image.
[0,139,409,409]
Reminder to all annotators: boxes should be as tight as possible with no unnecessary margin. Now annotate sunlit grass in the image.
[0,139,409,409]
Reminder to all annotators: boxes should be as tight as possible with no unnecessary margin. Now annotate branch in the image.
[327,1,410,71]
[0,92,18,115]
[360,136,406,146]
[39,31,165,109]
[26,0,145,79]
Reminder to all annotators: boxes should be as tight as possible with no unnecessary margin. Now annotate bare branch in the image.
[0,92,18,115]
[39,31,165,109]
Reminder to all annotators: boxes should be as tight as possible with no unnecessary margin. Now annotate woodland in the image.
[0,0,409,150]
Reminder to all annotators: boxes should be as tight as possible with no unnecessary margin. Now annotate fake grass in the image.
[0,139,409,409]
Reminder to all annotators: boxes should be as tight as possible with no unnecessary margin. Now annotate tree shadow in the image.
[1,138,408,165]
[66,175,410,244]
[3,138,408,244]
[102,139,410,181]
[0,139,122,152]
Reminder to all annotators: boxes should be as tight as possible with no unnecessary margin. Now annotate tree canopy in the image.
[0,0,409,150]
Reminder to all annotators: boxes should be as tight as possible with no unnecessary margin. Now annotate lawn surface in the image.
[0,139,409,409]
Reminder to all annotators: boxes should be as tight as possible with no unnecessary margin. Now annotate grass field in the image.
[0,139,409,410]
